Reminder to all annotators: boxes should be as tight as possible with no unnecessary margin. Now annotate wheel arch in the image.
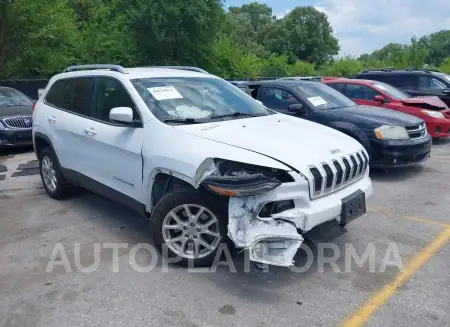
[146,169,198,214]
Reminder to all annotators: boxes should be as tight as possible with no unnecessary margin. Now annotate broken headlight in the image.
[202,159,293,197]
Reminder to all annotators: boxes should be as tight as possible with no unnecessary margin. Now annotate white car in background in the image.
[32,64,373,267]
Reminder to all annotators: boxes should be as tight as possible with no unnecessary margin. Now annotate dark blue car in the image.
[242,80,432,168]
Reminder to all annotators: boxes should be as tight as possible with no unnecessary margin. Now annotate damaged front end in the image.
[199,158,304,267]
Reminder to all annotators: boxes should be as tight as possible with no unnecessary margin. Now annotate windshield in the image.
[0,88,32,107]
[433,72,450,84]
[370,82,411,100]
[295,83,357,109]
[131,77,274,123]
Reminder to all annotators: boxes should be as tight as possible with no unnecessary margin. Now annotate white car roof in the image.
[50,66,218,82]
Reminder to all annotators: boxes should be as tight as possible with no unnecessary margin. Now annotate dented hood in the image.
[401,96,448,110]
[173,114,363,171]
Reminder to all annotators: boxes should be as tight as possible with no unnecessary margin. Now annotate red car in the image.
[324,78,450,138]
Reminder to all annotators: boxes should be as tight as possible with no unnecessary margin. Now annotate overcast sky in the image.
[225,0,450,56]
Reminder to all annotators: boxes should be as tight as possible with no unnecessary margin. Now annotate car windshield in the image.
[0,88,32,107]
[131,77,274,124]
[433,72,450,84]
[370,82,411,100]
[295,83,357,109]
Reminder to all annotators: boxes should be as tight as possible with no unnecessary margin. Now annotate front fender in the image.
[329,121,371,151]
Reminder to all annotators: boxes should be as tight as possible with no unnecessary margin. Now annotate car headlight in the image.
[0,122,4,130]
[201,159,293,197]
[374,125,409,140]
[421,110,445,119]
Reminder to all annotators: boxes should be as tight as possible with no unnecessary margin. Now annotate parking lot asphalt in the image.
[1,143,449,327]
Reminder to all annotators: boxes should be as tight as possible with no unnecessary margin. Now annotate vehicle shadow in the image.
[369,164,425,182]
[59,191,350,304]
[432,138,450,146]
[0,146,34,158]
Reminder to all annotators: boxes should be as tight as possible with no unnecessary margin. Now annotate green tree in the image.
[221,2,274,58]
[421,30,450,66]
[322,57,364,77]
[2,0,81,77]
[288,60,316,76]
[279,6,340,65]
[120,0,224,68]
[407,36,428,68]
[260,54,289,77]
[439,57,450,74]
[68,0,138,66]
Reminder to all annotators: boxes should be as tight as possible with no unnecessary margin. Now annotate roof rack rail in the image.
[63,64,127,74]
[360,67,396,73]
[146,66,209,74]
[405,67,441,73]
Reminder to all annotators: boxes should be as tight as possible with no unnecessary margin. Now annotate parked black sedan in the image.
[242,80,432,168]
[0,87,34,148]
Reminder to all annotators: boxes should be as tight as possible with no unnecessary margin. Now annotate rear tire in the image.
[150,190,229,267]
[38,147,69,199]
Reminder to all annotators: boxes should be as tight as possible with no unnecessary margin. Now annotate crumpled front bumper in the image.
[227,172,373,267]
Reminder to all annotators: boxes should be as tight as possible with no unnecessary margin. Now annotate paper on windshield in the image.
[374,84,387,90]
[168,105,212,119]
[307,96,327,106]
[147,86,183,100]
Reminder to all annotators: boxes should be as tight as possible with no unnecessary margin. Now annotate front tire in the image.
[150,190,229,267]
[38,147,69,199]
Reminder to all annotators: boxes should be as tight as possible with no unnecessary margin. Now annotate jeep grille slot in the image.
[308,151,369,199]
[333,160,343,186]
[350,155,358,179]
[309,167,322,193]
[322,164,333,189]
[342,158,351,182]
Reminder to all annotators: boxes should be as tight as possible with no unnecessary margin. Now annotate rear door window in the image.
[345,84,381,100]
[327,83,346,94]
[45,78,96,117]
[419,76,447,92]
[258,87,300,110]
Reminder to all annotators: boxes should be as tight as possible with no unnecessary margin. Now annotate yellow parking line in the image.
[403,215,450,228]
[368,208,450,228]
[339,227,450,327]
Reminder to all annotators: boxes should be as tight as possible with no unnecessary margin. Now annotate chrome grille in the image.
[406,123,426,140]
[3,116,33,129]
[308,150,369,199]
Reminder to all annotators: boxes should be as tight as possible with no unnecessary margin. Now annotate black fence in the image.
[0,79,49,100]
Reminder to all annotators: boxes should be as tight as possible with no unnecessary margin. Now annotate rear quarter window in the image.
[45,78,95,116]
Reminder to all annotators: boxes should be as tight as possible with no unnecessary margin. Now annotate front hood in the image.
[0,105,33,118]
[173,114,364,170]
[331,105,423,126]
[401,96,448,110]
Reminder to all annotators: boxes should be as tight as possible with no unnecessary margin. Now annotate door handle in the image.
[48,116,56,123]
[84,127,97,135]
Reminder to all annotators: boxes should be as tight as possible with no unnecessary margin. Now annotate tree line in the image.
[0,0,450,79]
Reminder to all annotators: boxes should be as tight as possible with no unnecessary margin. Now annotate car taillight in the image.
[32,103,36,111]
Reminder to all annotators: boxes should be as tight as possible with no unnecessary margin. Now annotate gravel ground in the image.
[0,142,449,327]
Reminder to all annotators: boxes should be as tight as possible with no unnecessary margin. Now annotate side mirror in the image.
[288,103,306,114]
[373,95,386,103]
[443,88,450,94]
[109,107,134,123]
[256,100,263,105]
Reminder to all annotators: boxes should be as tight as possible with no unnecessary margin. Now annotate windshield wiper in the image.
[210,112,262,119]
[163,118,204,124]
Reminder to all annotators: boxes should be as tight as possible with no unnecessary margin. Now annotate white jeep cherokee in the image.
[32,65,373,267]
